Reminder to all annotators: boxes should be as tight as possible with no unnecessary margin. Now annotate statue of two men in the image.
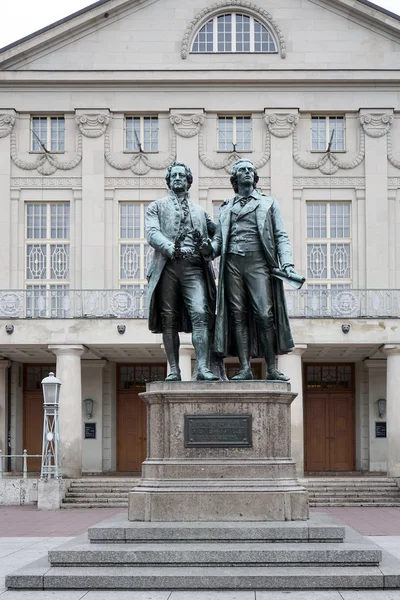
[146,159,303,381]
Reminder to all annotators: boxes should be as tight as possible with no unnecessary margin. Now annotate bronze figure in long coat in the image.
[211,159,303,381]
[146,161,218,381]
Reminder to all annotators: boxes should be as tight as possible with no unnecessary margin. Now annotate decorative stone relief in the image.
[199,129,271,174]
[104,130,177,176]
[170,113,205,138]
[360,113,393,138]
[388,178,400,187]
[0,114,16,138]
[293,129,365,175]
[387,131,400,170]
[105,177,166,188]
[11,177,82,188]
[10,131,83,176]
[181,1,286,59]
[75,113,110,138]
[293,177,365,188]
[265,113,299,138]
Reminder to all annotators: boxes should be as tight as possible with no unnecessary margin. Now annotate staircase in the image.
[62,476,400,508]
[303,476,400,507]
[61,478,139,508]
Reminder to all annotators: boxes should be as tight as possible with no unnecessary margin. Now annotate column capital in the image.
[0,360,11,370]
[75,110,111,138]
[382,344,400,357]
[359,110,394,138]
[169,109,205,138]
[291,344,308,357]
[48,344,87,357]
[180,345,194,357]
[264,109,299,138]
[364,359,386,369]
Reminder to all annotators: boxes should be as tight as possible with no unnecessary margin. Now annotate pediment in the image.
[0,0,399,72]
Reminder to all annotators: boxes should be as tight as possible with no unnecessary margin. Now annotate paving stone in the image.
[0,592,87,599]
[170,593,255,599]
[256,593,342,599]
[84,594,172,600]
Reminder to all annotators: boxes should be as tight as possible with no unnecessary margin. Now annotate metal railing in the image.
[0,288,399,319]
[0,450,41,478]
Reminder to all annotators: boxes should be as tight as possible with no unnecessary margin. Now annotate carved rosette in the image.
[75,113,110,138]
[360,113,393,138]
[169,114,205,138]
[265,113,299,138]
[0,114,16,138]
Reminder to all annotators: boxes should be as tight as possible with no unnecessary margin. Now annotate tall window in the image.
[125,117,158,152]
[307,202,351,300]
[192,13,277,53]
[218,116,251,151]
[311,116,345,152]
[31,117,65,152]
[119,203,154,317]
[25,203,70,317]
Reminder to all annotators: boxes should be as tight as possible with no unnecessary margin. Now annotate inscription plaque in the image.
[375,421,387,438]
[184,414,252,448]
[84,422,97,439]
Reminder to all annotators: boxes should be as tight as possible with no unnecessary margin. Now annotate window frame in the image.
[217,115,252,152]
[30,116,65,153]
[191,12,278,54]
[124,116,159,153]
[310,115,346,153]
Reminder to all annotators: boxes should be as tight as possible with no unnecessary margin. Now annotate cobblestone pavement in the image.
[1,507,400,598]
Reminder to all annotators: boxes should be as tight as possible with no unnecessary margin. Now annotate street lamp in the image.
[40,372,62,480]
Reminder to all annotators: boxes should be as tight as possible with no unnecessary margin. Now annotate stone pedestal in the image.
[128,381,308,522]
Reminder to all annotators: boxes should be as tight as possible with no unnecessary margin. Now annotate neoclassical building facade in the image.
[0,0,399,478]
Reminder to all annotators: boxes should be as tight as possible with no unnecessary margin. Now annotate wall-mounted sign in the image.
[84,422,96,439]
[375,422,387,438]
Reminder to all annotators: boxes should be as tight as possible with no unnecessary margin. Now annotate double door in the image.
[305,392,355,472]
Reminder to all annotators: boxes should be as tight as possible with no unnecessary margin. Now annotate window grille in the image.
[125,117,158,152]
[31,117,65,152]
[25,203,70,317]
[192,13,277,53]
[306,202,351,314]
[311,116,345,152]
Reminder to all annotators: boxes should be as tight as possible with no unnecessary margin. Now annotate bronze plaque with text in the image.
[184,414,252,448]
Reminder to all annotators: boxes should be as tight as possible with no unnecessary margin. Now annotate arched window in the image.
[192,13,277,53]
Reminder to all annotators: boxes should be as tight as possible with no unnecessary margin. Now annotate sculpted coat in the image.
[146,191,216,334]
[212,190,294,357]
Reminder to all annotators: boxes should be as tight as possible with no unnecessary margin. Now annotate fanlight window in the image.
[192,13,277,53]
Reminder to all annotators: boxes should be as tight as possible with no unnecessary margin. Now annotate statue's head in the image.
[165,161,193,191]
[230,158,259,194]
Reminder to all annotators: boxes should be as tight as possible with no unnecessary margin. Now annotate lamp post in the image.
[40,372,62,480]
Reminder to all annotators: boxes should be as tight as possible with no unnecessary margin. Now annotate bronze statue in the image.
[146,161,219,381]
[211,158,304,381]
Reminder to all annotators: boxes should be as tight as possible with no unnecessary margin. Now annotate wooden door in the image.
[23,365,54,473]
[117,364,166,473]
[117,388,147,472]
[305,392,355,472]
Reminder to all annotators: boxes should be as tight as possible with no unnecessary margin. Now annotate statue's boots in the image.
[260,325,290,382]
[231,324,253,380]
[193,327,219,381]
[163,329,181,382]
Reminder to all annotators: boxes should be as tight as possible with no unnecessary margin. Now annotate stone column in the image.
[360,111,393,288]
[75,111,110,289]
[278,345,307,476]
[265,110,299,244]
[0,360,11,459]
[355,188,366,288]
[82,360,107,473]
[0,112,15,288]
[169,110,204,204]
[179,345,194,381]
[383,345,400,477]
[48,345,86,478]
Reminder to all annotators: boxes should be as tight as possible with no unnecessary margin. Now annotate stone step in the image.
[63,496,128,503]
[311,496,400,502]
[65,492,130,498]
[308,491,400,497]
[61,502,128,509]
[5,558,392,590]
[87,514,345,543]
[311,502,400,507]
[48,538,381,567]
